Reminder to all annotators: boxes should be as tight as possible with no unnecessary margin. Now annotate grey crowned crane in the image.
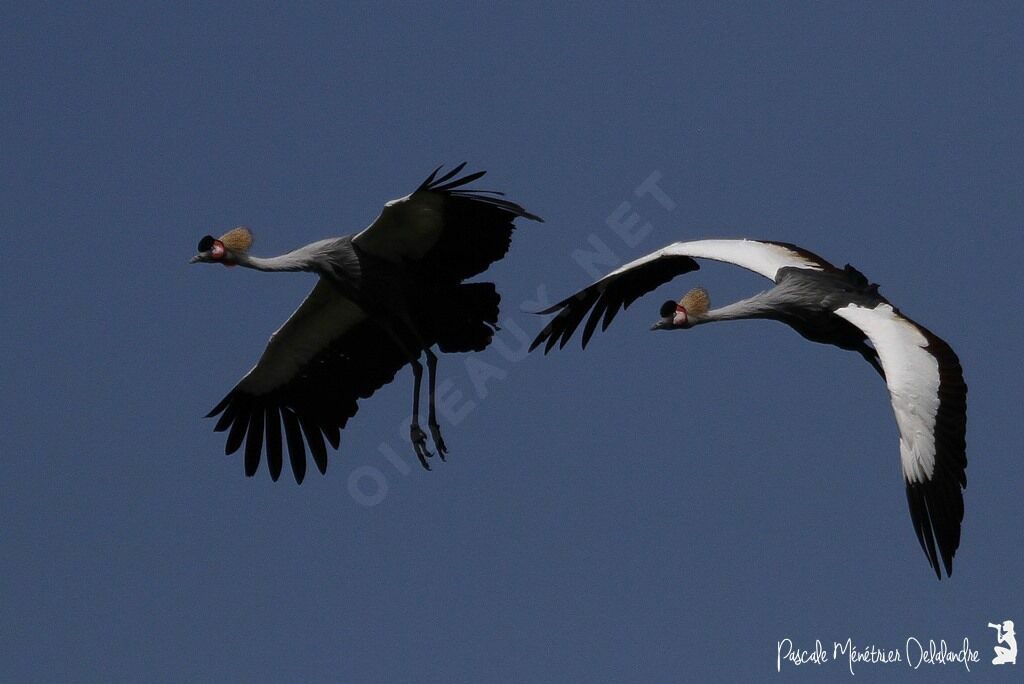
[191,164,541,481]
[531,239,967,579]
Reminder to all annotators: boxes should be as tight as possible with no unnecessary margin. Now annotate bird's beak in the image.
[189,253,208,264]
[651,320,668,331]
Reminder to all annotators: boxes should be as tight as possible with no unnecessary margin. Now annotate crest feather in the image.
[679,287,709,315]
[218,227,253,253]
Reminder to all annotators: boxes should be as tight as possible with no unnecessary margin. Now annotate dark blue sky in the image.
[3,3,1022,681]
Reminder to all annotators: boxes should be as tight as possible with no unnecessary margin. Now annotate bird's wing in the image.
[353,163,541,283]
[834,302,967,578]
[661,238,837,280]
[205,280,410,484]
[531,239,837,352]
[236,280,367,395]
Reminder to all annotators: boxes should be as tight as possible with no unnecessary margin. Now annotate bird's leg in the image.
[425,349,447,459]
[389,314,442,469]
[378,320,434,470]
[408,356,434,470]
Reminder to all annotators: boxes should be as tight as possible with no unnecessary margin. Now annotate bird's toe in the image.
[410,425,434,469]
[429,424,448,461]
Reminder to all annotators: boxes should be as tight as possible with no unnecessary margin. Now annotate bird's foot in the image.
[428,421,448,461]
[410,424,433,470]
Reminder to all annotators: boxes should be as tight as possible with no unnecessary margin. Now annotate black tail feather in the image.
[430,282,501,353]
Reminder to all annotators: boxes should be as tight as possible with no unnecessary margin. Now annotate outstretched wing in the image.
[834,302,967,578]
[205,280,409,483]
[353,163,542,284]
[531,239,837,352]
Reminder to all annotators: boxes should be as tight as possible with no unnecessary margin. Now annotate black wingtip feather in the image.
[419,165,444,190]
[433,170,486,192]
[907,483,942,579]
[244,409,264,477]
[580,308,604,349]
[431,162,468,186]
[528,323,551,353]
[206,394,231,418]
[544,328,560,354]
[281,408,306,485]
[407,165,539,284]
[900,326,968,579]
[266,406,283,482]
[529,254,701,353]
[300,415,328,475]
[212,395,240,432]
[323,423,341,450]
[224,409,249,455]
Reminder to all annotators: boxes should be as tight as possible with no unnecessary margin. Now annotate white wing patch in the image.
[834,303,941,483]
[353,191,446,262]
[602,239,828,283]
[669,239,828,280]
[238,279,367,395]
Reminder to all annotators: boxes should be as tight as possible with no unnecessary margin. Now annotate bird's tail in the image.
[432,282,500,353]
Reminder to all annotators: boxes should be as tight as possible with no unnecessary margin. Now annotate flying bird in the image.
[191,164,541,482]
[531,239,967,578]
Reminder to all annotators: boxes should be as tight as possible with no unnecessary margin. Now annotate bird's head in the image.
[190,227,253,266]
[651,287,709,331]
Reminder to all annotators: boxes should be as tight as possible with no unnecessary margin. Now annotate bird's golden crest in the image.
[219,226,253,253]
[679,287,709,315]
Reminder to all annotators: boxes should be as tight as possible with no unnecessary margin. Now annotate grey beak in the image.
[189,254,203,264]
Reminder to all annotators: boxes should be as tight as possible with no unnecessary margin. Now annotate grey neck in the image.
[235,251,313,272]
[690,290,782,325]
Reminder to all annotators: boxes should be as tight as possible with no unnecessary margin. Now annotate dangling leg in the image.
[377,321,434,469]
[408,356,434,469]
[425,348,447,459]
[388,311,449,467]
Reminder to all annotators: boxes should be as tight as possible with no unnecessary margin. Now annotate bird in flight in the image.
[531,238,967,578]
[192,164,541,481]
